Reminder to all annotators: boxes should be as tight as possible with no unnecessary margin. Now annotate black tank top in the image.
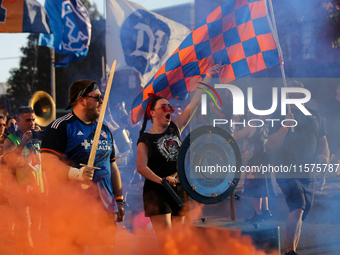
[137,122,182,180]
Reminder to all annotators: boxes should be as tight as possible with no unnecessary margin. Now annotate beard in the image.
[84,103,100,121]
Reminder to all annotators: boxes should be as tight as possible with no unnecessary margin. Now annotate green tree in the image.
[324,1,340,47]
[6,33,50,115]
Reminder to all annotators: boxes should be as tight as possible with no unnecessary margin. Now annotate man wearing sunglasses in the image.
[2,106,46,255]
[41,80,124,255]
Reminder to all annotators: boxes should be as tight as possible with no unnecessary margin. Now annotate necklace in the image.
[151,127,165,134]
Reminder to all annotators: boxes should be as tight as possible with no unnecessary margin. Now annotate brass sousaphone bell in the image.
[29,91,56,127]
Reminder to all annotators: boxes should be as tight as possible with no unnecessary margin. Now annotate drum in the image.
[177,125,242,204]
[112,128,132,153]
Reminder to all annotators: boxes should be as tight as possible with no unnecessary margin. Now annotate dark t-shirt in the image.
[137,122,181,187]
[268,107,326,179]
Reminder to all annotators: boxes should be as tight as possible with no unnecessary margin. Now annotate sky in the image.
[0,0,193,83]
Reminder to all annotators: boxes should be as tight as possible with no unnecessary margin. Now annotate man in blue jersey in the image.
[41,80,124,255]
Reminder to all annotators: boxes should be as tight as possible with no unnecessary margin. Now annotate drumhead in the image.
[177,125,242,204]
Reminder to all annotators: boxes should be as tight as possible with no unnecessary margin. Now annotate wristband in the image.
[68,167,85,181]
[115,196,123,200]
[116,199,125,205]
[206,73,213,78]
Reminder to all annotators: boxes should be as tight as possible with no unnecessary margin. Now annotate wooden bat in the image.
[81,60,117,189]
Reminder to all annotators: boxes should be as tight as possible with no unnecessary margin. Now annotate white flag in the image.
[106,0,190,87]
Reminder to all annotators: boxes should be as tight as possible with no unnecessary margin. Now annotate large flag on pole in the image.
[106,0,191,87]
[0,0,50,33]
[38,0,91,67]
[131,0,281,124]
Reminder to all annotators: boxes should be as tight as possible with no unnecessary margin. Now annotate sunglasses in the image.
[153,104,175,113]
[20,106,33,110]
[83,94,103,102]
[0,124,5,127]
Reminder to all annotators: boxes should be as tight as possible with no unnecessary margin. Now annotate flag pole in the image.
[50,48,56,103]
[265,0,294,132]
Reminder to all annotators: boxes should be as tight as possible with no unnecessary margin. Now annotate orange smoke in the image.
[1,157,278,255]
[116,202,278,255]
[115,222,278,255]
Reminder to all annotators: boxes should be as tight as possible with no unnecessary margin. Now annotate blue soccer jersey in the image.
[41,112,116,211]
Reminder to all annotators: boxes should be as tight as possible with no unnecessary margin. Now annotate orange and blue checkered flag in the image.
[131,0,280,124]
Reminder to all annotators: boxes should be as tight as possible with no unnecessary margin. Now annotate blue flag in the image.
[38,0,91,67]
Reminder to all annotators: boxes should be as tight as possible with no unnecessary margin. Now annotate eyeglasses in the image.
[153,104,175,113]
[83,94,103,102]
[20,106,33,110]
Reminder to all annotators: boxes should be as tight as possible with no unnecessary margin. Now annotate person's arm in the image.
[41,152,70,180]
[110,161,125,221]
[41,152,94,181]
[41,120,95,182]
[136,142,178,187]
[317,136,330,164]
[209,102,225,119]
[3,131,32,171]
[173,63,221,132]
[136,142,162,184]
[233,116,250,140]
[268,113,293,151]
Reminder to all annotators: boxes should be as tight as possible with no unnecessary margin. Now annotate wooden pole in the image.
[50,49,56,103]
[230,191,236,221]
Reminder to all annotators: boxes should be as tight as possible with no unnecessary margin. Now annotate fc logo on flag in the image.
[121,9,170,76]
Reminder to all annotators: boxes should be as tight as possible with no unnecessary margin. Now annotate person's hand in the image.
[318,154,328,165]
[81,166,95,181]
[166,175,178,187]
[234,115,241,122]
[116,204,125,222]
[21,130,33,146]
[284,112,295,127]
[207,62,222,77]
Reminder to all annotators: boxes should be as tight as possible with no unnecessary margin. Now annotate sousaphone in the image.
[29,91,56,127]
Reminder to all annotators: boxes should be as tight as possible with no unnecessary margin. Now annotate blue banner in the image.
[38,0,91,67]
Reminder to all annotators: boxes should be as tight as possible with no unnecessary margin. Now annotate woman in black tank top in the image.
[136,63,221,248]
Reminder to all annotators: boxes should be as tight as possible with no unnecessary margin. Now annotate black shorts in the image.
[276,178,315,221]
[143,182,185,217]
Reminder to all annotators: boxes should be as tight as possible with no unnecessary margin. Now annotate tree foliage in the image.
[324,1,340,47]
